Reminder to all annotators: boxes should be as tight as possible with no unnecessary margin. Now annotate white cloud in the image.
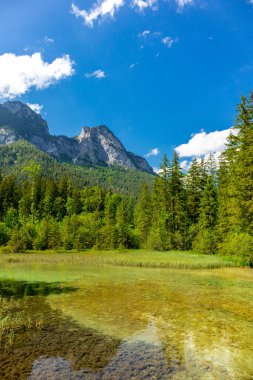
[176,0,194,8]
[180,160,190,170]
[71,0,124,27]
[71,0,194,27]
[153,167,163,174]
[138,30,161,38]
[145,147,159,157]
[26,103,43,114]
[132,0,158,11]
[85,69,106,79]
[162,36,178,48]
[175,128,234,158]
[0,52,74,100]
[138,30,151,37]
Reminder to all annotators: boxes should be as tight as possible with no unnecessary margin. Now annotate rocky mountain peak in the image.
[0,101,49,136]
[2,101,27,114]
[0,101,154,174]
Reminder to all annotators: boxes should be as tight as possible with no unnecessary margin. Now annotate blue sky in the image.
[0,0,253,169]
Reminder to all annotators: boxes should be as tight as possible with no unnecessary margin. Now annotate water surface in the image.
[0,263,252,379]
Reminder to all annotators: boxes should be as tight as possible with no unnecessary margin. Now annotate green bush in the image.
[146,226,172,251]
[218,232,253,265]
[9,229,27,253]
[193,229,217,255]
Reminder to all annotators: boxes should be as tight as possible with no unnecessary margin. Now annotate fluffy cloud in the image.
[145,147,159,157]
[71,0,124,27]
[26,103,43,114]
[0,53,74,100]
[85,69,106,79]
[175,128,234,158]
[72,0,194,27]
[132,0,158,11]
[162,36,177,48]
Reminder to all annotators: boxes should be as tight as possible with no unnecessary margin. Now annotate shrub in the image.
[193,229,217,255]
[146,226,172,251]
[218,232,253,265]
[9,229,27,253]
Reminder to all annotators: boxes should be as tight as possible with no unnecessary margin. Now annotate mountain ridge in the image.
[0,101,153,174]
[0,140,155,196]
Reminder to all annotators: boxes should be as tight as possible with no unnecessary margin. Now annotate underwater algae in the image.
[0,257,252,379]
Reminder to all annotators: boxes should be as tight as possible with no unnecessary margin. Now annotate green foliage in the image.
[0,140,155,196]
[218,232,253,265]
[0,94,252,261]
[0,223,9,245]
[9,229,27,253]
[193,229,217,255]
[134,183,152,247]
[216,92,253,258]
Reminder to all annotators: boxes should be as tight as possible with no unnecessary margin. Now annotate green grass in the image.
[0,297,44,347]
[0,250,241,270]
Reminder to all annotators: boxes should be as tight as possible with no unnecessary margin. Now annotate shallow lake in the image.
[0,262,252,379]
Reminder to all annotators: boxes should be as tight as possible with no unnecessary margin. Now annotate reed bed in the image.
[0,250,240,270]
[0,297,44,347]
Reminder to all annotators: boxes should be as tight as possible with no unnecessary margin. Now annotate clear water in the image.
[0,264,252,379]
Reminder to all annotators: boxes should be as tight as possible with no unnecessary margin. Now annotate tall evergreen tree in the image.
[134,183,152,247]
[193,174,217,254]
[169,151,187,249]
[186,159,205,225]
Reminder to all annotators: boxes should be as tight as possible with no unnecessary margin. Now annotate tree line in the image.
[0,94,252,263]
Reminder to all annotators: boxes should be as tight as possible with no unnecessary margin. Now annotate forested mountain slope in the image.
[0,140,155,196]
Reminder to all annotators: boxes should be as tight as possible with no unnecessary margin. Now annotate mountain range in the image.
[0,101,153,174]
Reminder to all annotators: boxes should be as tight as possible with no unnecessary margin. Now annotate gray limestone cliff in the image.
[0,101,153,174]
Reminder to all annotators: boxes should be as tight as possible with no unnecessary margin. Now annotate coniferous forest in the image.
[0,94,252,264]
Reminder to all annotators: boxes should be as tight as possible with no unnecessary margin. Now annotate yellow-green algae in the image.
[0,252,252,379]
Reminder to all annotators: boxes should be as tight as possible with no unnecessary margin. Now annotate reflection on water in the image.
[0,279,78,298]
[0,265,252,379]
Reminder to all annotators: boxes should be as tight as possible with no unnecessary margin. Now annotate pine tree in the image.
[186,159,204,225]
[115,199,131,248]
[233,94,253,233]
[169,151,188,249]
[193,175,217,254]
[22,161,41,223]
[134,183,152,247]
[216,94,253,262]
[147,155,172,250]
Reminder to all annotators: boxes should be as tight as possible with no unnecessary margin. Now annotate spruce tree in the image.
[169,151,187,249]
[147,155,172,250]
[193,174,217,254]
[134,183,152,247]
